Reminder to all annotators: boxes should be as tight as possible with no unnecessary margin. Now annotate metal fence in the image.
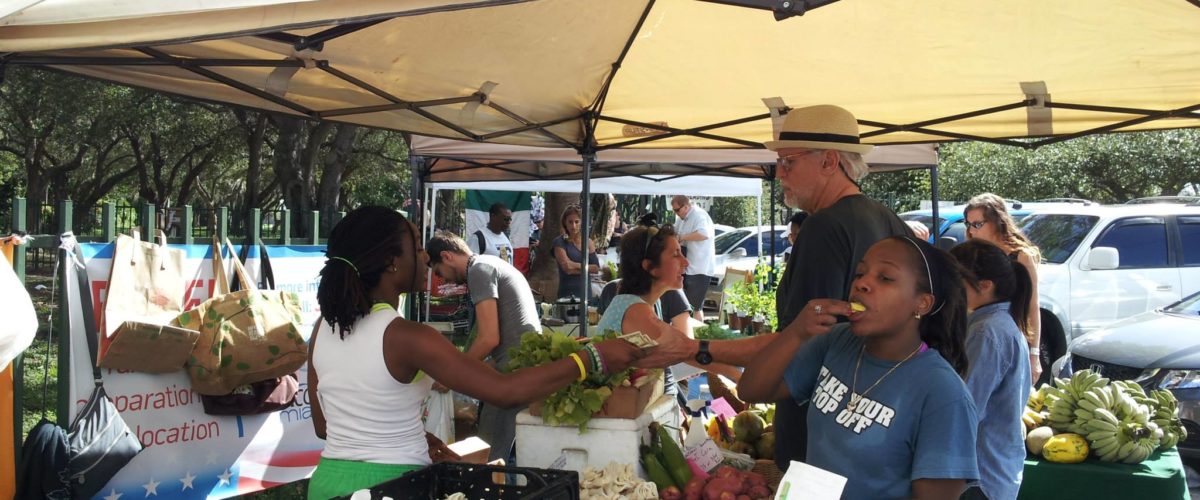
[6,198,345,277]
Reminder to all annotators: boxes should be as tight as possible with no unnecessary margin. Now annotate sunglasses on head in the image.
[641,223,660,256]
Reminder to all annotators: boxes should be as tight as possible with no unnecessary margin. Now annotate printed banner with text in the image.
[66,243,327,499]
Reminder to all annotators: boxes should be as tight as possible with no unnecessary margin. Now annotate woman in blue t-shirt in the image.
[950,240,1033,500]
[740,236,979,500]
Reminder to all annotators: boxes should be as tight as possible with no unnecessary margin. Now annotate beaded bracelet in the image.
[567,353,588,382]
[583,345,597,376]
[584,343,607,375]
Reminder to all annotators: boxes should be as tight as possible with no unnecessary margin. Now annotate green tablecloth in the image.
[1018,448,1188,500]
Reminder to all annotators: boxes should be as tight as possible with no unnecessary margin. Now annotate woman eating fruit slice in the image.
[739,236,980,500]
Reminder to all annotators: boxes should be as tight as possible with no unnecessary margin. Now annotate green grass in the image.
[19,272,59,437]
[19,339,58,436]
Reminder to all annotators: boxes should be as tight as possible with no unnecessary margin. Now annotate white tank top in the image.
[313,307,432,465]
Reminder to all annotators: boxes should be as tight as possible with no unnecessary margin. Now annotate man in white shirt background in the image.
[671,195,716,321]
[469,202,515,264]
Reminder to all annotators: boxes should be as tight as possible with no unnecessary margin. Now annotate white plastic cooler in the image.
[514,394,681,477]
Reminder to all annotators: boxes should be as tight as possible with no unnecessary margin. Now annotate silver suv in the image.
[1020,204,1200,380]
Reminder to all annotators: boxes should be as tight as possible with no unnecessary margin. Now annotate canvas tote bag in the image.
[98,230,197,372]
[177,238,307,395]
[199,240,300,415]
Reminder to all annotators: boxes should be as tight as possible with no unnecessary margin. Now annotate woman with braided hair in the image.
[306,206,645,499]
[739,236,979,500]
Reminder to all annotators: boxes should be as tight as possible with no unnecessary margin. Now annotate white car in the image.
[1019,204,1200,380]
[596,224,789,288]
[710,225,790,284]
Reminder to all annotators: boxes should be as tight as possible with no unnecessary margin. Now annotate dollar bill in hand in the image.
[618,331,658,349]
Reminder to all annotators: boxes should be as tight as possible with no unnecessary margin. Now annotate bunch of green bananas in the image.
[1083,404,1158,463]
[1044,370,1110,434]
[1075,375,1166,462]
[1150,389,1187,451]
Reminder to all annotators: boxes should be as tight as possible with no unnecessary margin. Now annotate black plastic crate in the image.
[340,462,580,500]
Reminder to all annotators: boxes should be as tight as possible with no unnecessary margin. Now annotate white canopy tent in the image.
[429,176,762,197]
[413,134,938,303]
[5,0,1195,347]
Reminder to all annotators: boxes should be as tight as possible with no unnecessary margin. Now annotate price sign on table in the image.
[685,438,724,472]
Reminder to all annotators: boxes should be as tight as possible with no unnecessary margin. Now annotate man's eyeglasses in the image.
[966,220,988,230]
[776,150,822,173]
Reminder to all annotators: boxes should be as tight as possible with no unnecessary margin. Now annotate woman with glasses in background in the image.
[553,204,601,301]
[963,193,1044,384]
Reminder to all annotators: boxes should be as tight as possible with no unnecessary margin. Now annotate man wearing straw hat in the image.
[638,105,912,470]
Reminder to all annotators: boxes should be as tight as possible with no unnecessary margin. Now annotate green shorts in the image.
[307,457,422,499]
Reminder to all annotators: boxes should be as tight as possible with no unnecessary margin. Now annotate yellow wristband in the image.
[568,353,588,382]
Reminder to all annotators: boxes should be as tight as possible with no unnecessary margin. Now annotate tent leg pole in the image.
[756,193,763,278]
[580,153,594,337]
[930,165,940,243]
[770,175,777,285]
[410,154,424,321]
[427,188,439,322]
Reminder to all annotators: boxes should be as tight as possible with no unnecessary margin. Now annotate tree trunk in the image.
[272,116,305,216]
[316,124,357,234]
[590,194,615,250]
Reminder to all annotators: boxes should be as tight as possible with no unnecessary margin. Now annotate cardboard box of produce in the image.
[529,369,664,420]
[446,436,491,464]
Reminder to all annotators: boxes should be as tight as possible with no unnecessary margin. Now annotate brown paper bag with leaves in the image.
[98,231,197,372]
[176,238,307,395]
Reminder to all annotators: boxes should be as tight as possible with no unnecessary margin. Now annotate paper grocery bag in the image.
[98,231,191,369]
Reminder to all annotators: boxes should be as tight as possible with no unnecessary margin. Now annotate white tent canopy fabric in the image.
[412,135,938,182]
[430,175,763,197]
[2,0,1198,150]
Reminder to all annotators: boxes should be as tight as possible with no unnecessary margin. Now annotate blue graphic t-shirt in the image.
[784,324,979,500]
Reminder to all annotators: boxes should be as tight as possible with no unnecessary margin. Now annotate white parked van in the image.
[1020,204,1200,379]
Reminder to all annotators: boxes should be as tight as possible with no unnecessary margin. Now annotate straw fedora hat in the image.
[764,104,874,154]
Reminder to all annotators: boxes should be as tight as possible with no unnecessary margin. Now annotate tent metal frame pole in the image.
[596,115,762,148]
[769,165,777,284]
[696,0,843,18]
[1029,102,1200,148]
[484,101,578,147]
[580,151,594,336]
[478,114,585,143]
[12,51,1200,150]
[584,0,657,118]
[427,187,439,321]
[134,47,318,117]
[860,101,1033,138]
[756,193,763,272]
[598,112,772,150]
[410,152,426,321]
[4,55,306,67]
[930,165,940,243]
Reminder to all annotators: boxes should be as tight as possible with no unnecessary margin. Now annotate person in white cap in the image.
[635,105,913,470]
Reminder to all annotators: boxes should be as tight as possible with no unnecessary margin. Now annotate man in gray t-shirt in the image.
[427,231,541,461]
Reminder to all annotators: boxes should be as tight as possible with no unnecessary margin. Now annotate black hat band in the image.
[778,131,861,144]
